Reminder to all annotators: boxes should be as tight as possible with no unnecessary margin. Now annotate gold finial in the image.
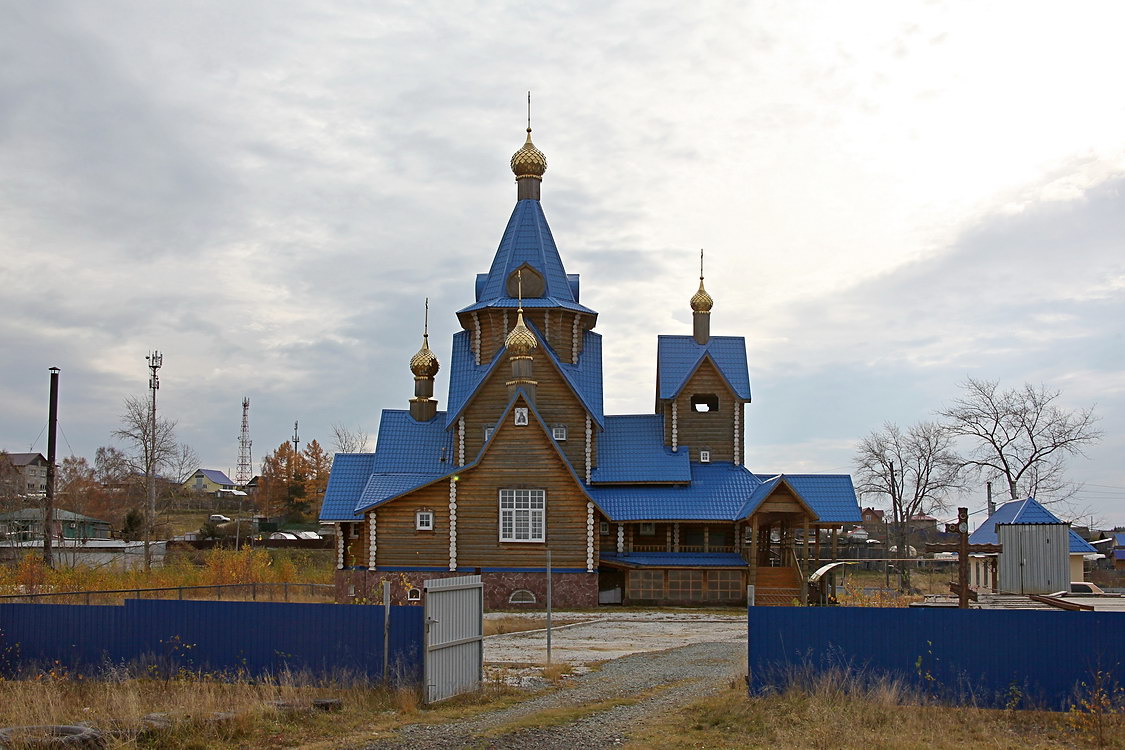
[511,96,547,180]
[409,297,440,377]
[690,249,714,313]
[505,270,538,355]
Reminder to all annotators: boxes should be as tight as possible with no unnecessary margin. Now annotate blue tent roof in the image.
[319,453,377,521]
[457,200,596,315]
[969,498,1097,554]
[591,414,690,484]
[656,336,751,401]
[600,551,748,568]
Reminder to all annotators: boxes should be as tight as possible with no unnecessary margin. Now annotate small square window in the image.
[415,510,434,531]
[600,521,610,535]
[640,522,656,536]
[699,450,711,463]
[552,425,568,441]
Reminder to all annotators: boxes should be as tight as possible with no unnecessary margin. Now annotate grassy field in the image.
[0,675,524,749]
[627,675,1123,749]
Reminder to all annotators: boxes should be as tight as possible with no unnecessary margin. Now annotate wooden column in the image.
[831,527,839,561]
[814,528,822,567]
[703,526,710,553]
[749,515,760,589]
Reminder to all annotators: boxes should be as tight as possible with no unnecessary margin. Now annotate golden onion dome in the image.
[690,278,713,313]
[510,128,547,180]
[409,335,440,378]
[504,310,538,355]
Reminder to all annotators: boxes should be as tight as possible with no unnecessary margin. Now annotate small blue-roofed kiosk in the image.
[318,122,863,608]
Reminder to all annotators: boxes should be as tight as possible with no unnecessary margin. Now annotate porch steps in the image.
[754,567,802,606]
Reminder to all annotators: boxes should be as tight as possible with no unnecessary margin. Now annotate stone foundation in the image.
[334,568,598,609]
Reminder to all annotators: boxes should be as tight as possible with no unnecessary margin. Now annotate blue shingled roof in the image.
[319,453,377,521]
[1113,532,1125,547]
[588,462,763,521]
[350,409,456,514]
[969,498,1097,554]
[600,552,748,568]
[457,200,596,316]
[197,469,234,486]
[772,474,863,524]
[656,336,751,401]
[444,324,604,429]
[445,331,505,428]
[591,414,690,483]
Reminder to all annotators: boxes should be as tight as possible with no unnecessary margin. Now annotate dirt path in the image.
[357,639,745,750]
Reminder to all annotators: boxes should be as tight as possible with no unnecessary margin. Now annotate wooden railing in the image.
[630,544,737,554]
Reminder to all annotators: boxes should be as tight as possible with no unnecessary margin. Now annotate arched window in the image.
[508,589,537,604]
[406,588,422,602]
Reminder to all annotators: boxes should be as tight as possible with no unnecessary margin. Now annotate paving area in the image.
[354,611,747,748]
[483,610,746,665]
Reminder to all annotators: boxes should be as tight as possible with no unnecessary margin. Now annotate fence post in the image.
[747,585,755,607]
[252,582,257,601]
[178,586,183,601]
[85,591,91,605]
[382,580,391,681]
[217,585,222,601]
[284,582,289,602]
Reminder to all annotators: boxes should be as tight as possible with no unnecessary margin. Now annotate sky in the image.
[2,1,1123,526]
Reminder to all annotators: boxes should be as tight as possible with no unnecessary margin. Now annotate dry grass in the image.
[540,661,574,683]
[626,672,1123,750]
[0,672,523,749]
[484,616,584,636]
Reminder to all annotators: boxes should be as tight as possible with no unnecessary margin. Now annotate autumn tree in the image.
[303,439,332,510]
[854,421,965,591]
[939,378,1102,503]
[259,441,308,522]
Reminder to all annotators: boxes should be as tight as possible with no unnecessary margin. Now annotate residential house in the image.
[319,125,862,608]
[0,507,113,542]
[0,452,49,498]
[184,469,238,497]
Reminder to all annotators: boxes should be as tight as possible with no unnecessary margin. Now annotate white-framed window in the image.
[640,522,656,536]
[415,510,434,531]
[600,521,610,535]
[699,450,711,463]
[483,426,494,442]
[499,488,545,542]
[406,588,422,601]
[552,425,568,441]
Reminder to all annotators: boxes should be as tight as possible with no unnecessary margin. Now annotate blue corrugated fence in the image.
[0,599,424,682]
[748,607,1125,710]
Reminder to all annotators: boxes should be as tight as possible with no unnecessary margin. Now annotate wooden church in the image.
[319,125,862,608]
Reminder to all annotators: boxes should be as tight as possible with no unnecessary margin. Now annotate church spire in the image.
[690,249,713,345]
[409,298,440,421]
[510,92,547,200]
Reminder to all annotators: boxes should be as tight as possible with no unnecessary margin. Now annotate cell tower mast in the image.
[236,397,253,486]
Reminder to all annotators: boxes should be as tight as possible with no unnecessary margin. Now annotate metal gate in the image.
[423,574,483,703]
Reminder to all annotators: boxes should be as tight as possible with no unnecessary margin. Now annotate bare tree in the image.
[854,421,964,591]
[112,395,195,567]
[939,378,1101,503]
[331,423,370,454]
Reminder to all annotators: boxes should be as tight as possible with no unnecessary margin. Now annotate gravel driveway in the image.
[359,613,747,750]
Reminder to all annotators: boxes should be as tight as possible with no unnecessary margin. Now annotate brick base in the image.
[335,568,598,609]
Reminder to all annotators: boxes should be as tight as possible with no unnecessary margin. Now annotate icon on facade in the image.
[514,407,529,426]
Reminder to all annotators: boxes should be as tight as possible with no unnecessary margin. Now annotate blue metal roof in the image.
[1114,532,1125,547]
[445,331,505,428]
[600,551,748,568]
[773,474,863,524]
[656,335,751,401]
[591,414,690,484]
[350,409,456,514]
[588,462,763,521]
[968,498,1097,554]
[370,410,455,474]
[197,469,234,486]
[457,200,596,316]
[319,453,377,521]
[444,324,604,429]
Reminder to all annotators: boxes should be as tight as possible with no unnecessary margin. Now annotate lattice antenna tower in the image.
[236,397,253,486]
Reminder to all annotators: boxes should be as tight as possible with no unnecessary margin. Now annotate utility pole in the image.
[43,367,60,568]
[986,481,995,517]
[145,351,162,571]
[287,420,300,520]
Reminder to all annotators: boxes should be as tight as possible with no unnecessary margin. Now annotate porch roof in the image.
[600,551,748,568]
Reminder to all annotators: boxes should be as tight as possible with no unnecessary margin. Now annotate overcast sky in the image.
[2,1,1123,526]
